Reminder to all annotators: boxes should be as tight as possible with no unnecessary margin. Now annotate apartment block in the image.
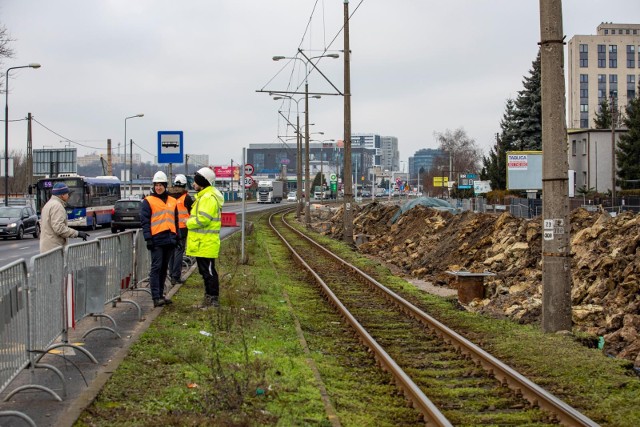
[567,23,640,129]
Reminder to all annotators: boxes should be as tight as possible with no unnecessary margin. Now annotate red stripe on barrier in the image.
[221,212,237,227]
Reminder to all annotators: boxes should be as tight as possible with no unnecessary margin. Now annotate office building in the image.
[351,132,400,172]
[567,23,640,129]
[380,136,400,172]
[408,148,446,183]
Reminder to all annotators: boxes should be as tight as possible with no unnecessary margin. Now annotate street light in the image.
[4,63,40,206]
[124,113,144,197]
[273,52,339,228]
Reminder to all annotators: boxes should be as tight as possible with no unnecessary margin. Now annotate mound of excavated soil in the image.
[313,202,640,368]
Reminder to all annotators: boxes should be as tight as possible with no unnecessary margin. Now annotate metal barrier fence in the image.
[0,230,154,424]
[0,260,35,427]
[133,231,151,292]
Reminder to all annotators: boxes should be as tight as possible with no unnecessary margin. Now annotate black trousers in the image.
[149,245,173,300]
[196,257,219,298]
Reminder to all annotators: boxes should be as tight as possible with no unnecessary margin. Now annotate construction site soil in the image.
[311,201,640,369]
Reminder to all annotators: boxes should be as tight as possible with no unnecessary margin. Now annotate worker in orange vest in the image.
[168,174,194,285]
[140,171,179,307]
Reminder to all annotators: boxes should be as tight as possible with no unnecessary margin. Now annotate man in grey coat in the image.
[39,182,89,253]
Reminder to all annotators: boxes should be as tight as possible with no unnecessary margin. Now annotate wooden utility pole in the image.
[342,0,353,243]
[540,0,572,332]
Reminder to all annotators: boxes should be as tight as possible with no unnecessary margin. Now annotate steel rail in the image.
[269,209,453,427]
[273,209,599,427]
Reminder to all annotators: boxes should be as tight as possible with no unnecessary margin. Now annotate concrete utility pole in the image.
[610,95,617,206]
[342,0,353,244]
[26,113,33,188]
[540,0,572,332]
[107,139,113,176]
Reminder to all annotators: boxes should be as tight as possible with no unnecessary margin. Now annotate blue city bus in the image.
[33,175,121,229]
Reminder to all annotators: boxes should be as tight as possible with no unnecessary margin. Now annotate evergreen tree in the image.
[616,86,640,189]
[593,99,613,129]
[512,52,542,150]
[481,99,517,190]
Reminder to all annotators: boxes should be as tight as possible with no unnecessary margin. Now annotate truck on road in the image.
[257,180,285,203]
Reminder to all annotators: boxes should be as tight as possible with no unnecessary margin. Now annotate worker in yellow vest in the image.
[168,174,194,285]
[186,167,224,308]
[140,171,179,307]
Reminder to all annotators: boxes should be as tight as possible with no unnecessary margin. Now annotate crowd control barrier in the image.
[0,228,171,422]
[0,260,35,426]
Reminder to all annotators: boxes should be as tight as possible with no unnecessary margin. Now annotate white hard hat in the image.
[173,174,187,186]
[196,167,216,185]
[152,171,168,183]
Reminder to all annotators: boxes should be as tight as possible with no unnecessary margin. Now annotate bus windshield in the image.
[35,178,85,213]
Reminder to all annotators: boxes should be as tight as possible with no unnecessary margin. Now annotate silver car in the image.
[286,191,297,202]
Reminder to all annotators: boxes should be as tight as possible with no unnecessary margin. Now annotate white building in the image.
[567,23,640,129]
[567,128,627,194]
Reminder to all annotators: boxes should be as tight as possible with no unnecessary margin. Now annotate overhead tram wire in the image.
[31,117,103,149]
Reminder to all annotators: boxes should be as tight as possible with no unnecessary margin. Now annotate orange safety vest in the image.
[176,193,189,229]
[146,195,177,235]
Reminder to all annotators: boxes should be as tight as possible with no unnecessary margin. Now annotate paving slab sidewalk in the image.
[0,267,194,427]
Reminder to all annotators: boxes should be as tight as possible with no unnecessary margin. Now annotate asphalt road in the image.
[0,200,289,269]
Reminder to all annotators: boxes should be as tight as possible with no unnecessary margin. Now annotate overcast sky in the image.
[2,0,639,172]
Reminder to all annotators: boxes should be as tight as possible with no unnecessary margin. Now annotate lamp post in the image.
[124,113,144,197]
[273,53,339,228]
[4,63,40,206]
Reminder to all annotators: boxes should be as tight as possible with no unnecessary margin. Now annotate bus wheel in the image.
[91,215,97,231]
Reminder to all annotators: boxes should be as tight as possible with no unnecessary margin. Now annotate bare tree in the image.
[0,24,16,93]
[433,127,482,178]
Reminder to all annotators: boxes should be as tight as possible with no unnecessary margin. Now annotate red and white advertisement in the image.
[213,166,240,180]
[507,154,528,170]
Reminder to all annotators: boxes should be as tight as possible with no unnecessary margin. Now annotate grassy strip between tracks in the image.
[75,211,640,426]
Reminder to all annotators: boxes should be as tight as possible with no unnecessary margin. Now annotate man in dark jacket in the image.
[140,171,179,307]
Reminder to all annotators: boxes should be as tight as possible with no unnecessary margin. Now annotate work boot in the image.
[199,295,219,310]
[153,298,166,307]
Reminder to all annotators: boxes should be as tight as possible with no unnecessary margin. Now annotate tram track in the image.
[269,208,598,426]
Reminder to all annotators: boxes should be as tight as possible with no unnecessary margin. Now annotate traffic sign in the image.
[244,176,254,188]
[330,173,337,182]
[244,163,254,176]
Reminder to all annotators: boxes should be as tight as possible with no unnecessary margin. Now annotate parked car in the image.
[0,205,40,240]
[111,199,143,233]
[286,191,297,202]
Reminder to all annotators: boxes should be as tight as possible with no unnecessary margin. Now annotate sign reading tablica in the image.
[507,154,528,170]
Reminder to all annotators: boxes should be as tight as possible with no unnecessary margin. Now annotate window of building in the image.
[627,29,631,35]
[628,45,636,68]
[580,74,588,83]
[609,45,618,68]
[580,119,589,128]
[580,104,588,112]
[598,74,606,83]
[582,139,587,156]
[604,29,609,35]
[598,44,606,68]
[610,74,618,84]
[583,171,587,186]
[580,89,588,98]
[572,140,577,156]
[579,44,588,53]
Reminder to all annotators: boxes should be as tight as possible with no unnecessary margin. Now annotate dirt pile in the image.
[316,202,640,367]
